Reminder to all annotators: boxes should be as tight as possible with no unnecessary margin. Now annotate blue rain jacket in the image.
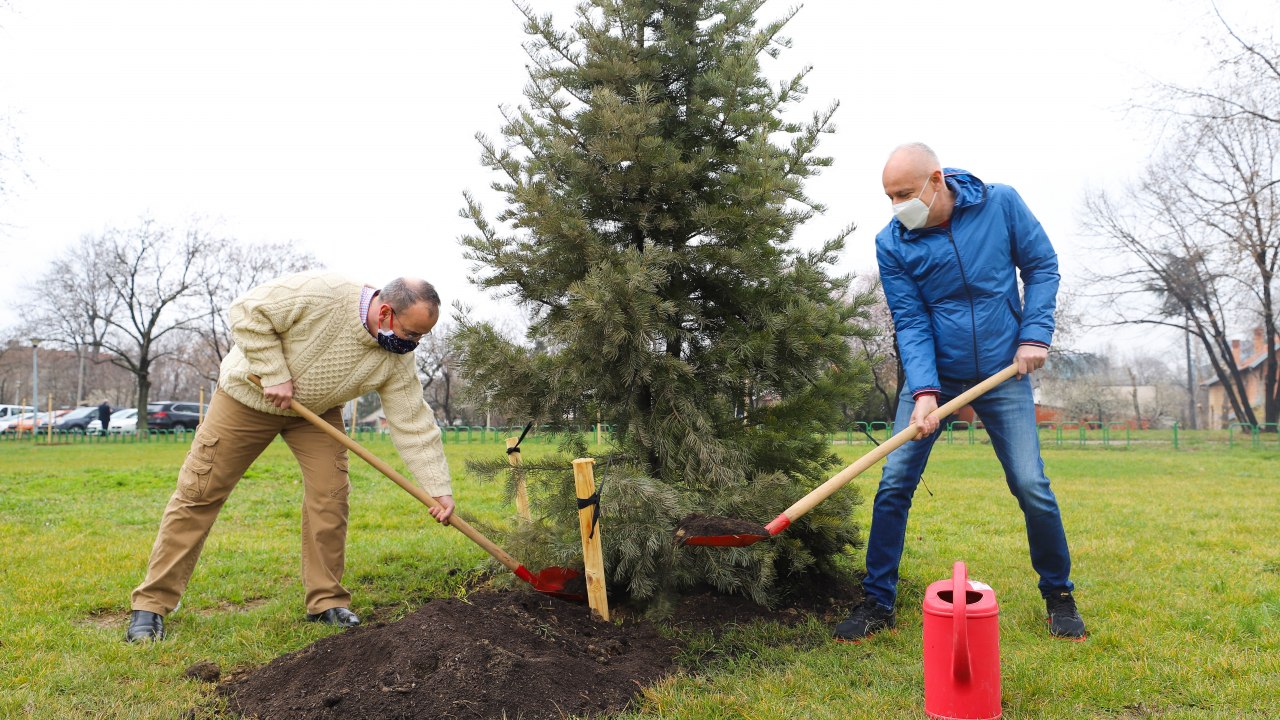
[874,169,1059,397]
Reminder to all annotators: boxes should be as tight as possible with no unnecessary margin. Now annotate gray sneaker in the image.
[833,598,896,641]
[1046,591,1086,639]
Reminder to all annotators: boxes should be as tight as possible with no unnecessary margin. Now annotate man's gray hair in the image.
[891,142,941,168]
[380,277,441,311]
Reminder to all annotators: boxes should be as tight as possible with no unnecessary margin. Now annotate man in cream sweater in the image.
[126,271,454,642]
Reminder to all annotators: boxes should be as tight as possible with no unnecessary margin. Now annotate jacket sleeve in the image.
[378,356,453,497]
[877,237,939,397]
[1004,187,1059,347]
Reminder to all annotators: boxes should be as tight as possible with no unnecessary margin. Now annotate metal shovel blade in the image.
[518,565,587,602]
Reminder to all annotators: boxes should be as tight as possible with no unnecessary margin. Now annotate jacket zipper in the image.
[946,226,982,380]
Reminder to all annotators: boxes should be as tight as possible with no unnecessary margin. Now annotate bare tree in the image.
[1156,5,1279,127]
[1083,78,1278,428]
[844,273,898,421]
[416,323,462,425]
[187,241,319,384]
[22,236,122,405]
[76,218,220,430]
[1039,351,1127,425]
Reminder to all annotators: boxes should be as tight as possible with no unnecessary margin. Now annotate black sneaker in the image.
[833,597,896,641]
[1045,591,1086,639]
[306,607,360,628]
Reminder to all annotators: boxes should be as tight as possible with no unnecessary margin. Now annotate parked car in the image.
[146,401,207,431]
[0,411,37,433]
[0,404,36,426]
[52,406,100,433]
[87,408,138,434]
[26,409,71,433]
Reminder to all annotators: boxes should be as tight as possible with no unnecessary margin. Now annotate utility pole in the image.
[31,338,41,413]
[1184,316,1197,430]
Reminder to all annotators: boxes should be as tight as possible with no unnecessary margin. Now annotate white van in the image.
[0,405,37,432]
[0,405,35,420]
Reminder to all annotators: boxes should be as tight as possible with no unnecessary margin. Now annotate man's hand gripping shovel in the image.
[248,375,585,602]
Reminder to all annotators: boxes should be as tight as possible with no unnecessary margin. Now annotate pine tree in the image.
[455,0,877,608]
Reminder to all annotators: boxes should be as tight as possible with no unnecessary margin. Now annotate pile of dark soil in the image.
[218,591,677,720]
[217,577,863,720]
[672,513,769,543]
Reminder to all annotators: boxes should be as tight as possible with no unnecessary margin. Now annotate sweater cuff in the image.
[418,475,453,498]
[912,388,940,400]
[1018,340,1050,350]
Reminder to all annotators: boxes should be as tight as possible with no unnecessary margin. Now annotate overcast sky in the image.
[0,0,1271,354]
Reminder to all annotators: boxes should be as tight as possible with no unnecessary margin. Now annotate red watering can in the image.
[923,562,1002,720]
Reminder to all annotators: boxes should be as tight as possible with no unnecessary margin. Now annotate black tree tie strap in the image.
[861,427,932,497]
[577,478,605,539]
[506,421,534,455]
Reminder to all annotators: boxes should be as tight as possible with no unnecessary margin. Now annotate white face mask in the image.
[892,175,938,230]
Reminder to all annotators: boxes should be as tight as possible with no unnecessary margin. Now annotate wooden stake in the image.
[506,437,531,521]
[198,386,205,426]
[572,457,609,621]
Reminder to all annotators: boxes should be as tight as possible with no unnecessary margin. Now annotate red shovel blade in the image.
[516,565,587,602]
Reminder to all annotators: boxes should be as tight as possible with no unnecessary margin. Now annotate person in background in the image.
[97,400,112,435]
[126,272,454,642]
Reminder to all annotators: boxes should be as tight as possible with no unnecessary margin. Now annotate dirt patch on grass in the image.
[192,598,270,616]
[217,578,863,720]
[672,513,769,543]
[79,609,130,630]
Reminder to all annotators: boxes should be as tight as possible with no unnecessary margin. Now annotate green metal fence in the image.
[3,421,1277,451]
[828,421,1279,451]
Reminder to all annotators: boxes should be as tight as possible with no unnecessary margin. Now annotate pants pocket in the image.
[330,450,350,499]
[192,427,220,464]
[177,455,214,500]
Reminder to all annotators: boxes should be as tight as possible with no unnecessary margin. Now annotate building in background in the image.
[1203,327,1279,430]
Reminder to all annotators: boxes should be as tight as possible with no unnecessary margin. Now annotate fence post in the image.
[1172,421,1179,450]
[572,458,609,621]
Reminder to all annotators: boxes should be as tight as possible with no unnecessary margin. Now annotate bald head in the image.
[380,277,441,312]
[883,143,941,188]
[882,142,951,229]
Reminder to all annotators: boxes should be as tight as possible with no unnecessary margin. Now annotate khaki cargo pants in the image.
[131,388,351,616]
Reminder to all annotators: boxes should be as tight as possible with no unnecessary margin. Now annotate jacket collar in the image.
[894,168,988,241]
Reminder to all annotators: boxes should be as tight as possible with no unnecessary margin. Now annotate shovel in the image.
[675,363,1020,547]
[248,376,586,602]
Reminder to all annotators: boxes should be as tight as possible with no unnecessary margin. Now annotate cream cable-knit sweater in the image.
[218,271,451,496]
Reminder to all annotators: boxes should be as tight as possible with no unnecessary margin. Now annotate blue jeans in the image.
[861,375,1074,608]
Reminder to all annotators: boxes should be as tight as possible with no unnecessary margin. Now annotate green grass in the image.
[1,439,1277,718]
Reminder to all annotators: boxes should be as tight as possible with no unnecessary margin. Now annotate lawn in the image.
[1,436,1276,719]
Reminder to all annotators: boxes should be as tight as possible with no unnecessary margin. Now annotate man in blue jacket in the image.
[835,143,1085,640]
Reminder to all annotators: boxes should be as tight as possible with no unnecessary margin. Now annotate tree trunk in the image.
[1128,367,1142,425]
[76,346,87,406]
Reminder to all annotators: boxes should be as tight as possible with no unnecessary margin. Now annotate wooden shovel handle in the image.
[246,375,524,574]
[778,363,1020,524]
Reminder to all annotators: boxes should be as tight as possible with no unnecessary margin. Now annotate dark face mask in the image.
[377,330,419,354]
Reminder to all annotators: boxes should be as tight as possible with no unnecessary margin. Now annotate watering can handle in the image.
[952,561,971,682]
